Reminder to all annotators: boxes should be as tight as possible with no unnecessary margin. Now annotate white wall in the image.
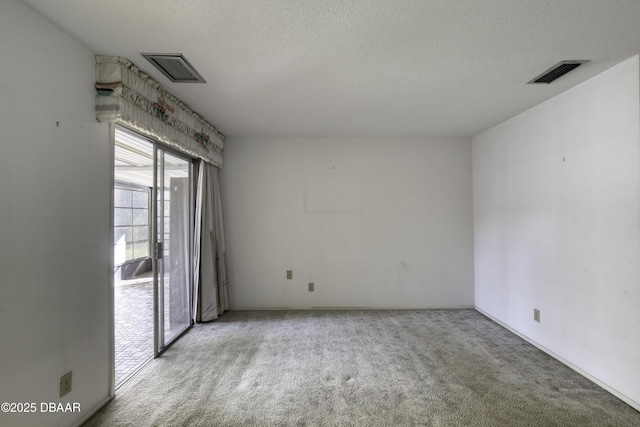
[473,56,640,408]
[0,1,111,426]
[221,137,474,309]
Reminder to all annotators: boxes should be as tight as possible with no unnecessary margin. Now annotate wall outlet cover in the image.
[287,270,292,280]
[534,309,540,323]
[308,282,314,292]
[60,371,72,397]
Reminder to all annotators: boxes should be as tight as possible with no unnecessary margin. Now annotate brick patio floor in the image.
[114,276,154,387]
[114,269,191,387]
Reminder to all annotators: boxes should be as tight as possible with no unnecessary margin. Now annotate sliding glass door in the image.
[114,126,193,387]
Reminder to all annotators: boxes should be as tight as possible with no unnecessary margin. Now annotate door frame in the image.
[110,123,196,392]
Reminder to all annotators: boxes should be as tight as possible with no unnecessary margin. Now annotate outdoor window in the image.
[114,185,151,266]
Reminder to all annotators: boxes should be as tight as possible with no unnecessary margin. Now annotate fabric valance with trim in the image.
[95,56,224,167]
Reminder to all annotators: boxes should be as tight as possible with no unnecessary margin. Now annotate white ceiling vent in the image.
[528,60,589,84]
[141,53,206,83]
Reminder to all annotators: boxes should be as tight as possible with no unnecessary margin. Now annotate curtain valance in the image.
[95,56,224,167]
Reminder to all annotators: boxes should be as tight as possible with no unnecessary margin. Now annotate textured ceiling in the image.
[21,0,640,138]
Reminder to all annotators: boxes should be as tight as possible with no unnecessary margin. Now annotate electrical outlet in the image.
[534,309,540,323]
[308,282,314,292]
[287,270,292,280]
[60,371,72,397]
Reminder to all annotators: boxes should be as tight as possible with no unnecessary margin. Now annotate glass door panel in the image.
[113,128,155,387]
[155,148,192,351]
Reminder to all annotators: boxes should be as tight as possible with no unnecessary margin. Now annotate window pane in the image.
[125,243,134,261]
[114,188,131,208]
[132,208,149,226]
[114,226,132,244]
[133,242,149,259]
[114,208,133,226]
[133,226,149,241]
[132,190,149,208]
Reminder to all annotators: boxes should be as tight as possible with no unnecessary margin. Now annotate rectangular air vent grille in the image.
[528,60,589,84]
[141,53,205,83]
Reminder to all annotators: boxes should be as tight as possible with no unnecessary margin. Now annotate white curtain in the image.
[193,160,228,322]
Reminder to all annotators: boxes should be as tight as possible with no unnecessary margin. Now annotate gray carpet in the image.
[83,310,640,426]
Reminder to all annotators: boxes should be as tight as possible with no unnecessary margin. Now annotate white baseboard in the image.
[229,306,475,311]
[475,306,640,413]
[71,394,113,427]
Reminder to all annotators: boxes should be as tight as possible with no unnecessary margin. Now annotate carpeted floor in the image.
[83,310,640,426]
